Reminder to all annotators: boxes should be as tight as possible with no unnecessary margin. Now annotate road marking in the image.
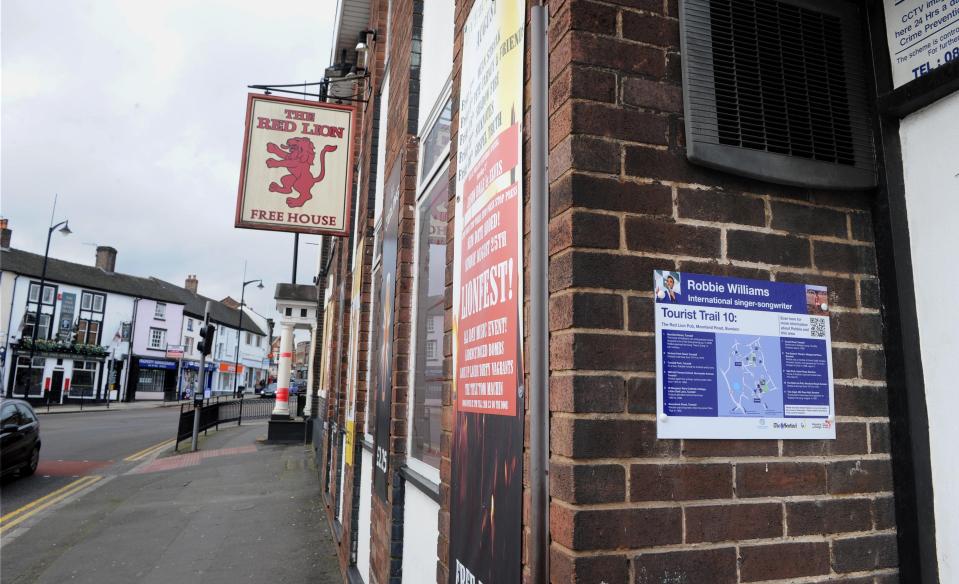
[123,439,175,462]
[0,475,103,534]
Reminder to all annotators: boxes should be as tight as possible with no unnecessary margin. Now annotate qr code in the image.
[810,317,827,338]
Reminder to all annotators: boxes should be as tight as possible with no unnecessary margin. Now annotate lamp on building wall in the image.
[355,29,377,71]
[232,278,264,398]
[25,217,72,399]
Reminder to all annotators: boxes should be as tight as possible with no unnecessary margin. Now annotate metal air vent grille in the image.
[680,0,877,189]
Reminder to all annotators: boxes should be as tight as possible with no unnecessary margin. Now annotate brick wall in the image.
[545,0,898,582]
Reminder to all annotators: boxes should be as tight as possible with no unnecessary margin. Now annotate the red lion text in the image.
[265,137,338,208]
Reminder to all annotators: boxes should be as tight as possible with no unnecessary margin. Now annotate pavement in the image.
[0,422,342,584]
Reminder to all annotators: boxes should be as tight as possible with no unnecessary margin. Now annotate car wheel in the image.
[21,446,40,477]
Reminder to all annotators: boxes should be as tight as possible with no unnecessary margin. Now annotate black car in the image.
[1,399,41,478]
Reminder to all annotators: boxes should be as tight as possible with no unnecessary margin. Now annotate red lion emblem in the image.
[265,137,338,208]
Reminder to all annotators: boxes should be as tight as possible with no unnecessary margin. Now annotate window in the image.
[185,337,195,354]
[80,291,105,313]
[1,404,19,428]
[137,370,166,393]
[149,327,166,350]
[154,303,166,319]
[28,283,56,305]
[255,335,261,348]
[246,332,252,344]
[300,308,308,317]
[23,313,52,341]
[285,307,292,316]
[15,403,37,424]
[408,167,449,471]
[13,357,44,397]
[70,361,97,397]
[187,318,194,332]
[76,320,101,345]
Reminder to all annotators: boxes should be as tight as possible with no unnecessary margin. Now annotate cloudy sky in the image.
[2,0,336,326]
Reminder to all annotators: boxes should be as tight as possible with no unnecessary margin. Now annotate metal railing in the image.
[173,395,300,450]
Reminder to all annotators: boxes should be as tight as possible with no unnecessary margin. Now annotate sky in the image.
[1,0,337,329]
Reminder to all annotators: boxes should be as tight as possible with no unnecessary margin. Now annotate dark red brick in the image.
[621,11,680,47]
[677,261,769,281]
[786,498,873,536]
[626,376,656,414]
[831,312,883,344]
[627,296,654,332]
[550,374,626,413]
[550,250,667,292]
[727,230,811,268]
[570,507,682,550]
[739,542,830,582]
[835,385,889,418]
[550,549,629,584]
[870,422,891,454]
[775,271,857,309]
[571,33,666,78]
[622,77,683,113]
[550,65,618,112]
[828,459,894,494]
[850,211,875,242]
[815,241,878,274]
[682,439,779,458]
[549,173,673,218]
[572,102,668,145]
[549,210,621,253]
[832,534,899,572]
[781,422,869,456]
[633,547,737,584]
[859,277,882,309]
[569,0,618,35]
[551,332,654,371]
[551,462,626,504]
[550,135,620,178]
[625,216,722,256]
[629,463,732,501]
[550,291,624,330]
[551,417,679,458]
[860,349,886,381]
[872,496,897,529]
[832,347,859,379]
[736,462,827,497]
[686,502,782,542]
[677,188,766,227]
[770,200,848,237]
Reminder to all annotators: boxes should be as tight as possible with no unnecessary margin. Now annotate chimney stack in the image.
[185,274,199,294]
[95,246,117,272]
[0,218,10,250]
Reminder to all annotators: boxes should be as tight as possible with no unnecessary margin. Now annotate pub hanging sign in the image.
[235,93,355,237]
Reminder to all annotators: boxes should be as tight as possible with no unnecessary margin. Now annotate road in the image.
[1,407,182,514]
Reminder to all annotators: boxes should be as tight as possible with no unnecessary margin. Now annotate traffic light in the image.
[198,324,216,357]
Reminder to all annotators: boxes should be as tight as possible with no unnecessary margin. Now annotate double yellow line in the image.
[123,439,174,462]
[0,475,103,535]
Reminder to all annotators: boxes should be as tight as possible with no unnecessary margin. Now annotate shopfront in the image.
[129,357,178,401]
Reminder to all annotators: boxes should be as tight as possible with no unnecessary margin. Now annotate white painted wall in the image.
[900,89,959,582]
[357,447,373,583]
[401,483,439,583]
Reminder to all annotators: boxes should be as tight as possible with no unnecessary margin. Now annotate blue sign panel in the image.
[655,270,835,440]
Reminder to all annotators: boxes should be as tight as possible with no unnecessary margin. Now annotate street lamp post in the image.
[27,219,72,400]
[232,278,263,398]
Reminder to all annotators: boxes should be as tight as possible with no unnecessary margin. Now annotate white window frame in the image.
[154,303,166,320]
[404,159,449,483]
[148,327,166,350]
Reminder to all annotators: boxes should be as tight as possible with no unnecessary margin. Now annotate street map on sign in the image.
[718,335,784,417]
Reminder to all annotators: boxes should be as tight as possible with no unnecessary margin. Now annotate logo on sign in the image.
[265,138,338,208]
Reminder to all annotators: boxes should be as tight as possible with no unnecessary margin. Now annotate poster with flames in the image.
[450,0,525,582]
[235,94,354,237]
